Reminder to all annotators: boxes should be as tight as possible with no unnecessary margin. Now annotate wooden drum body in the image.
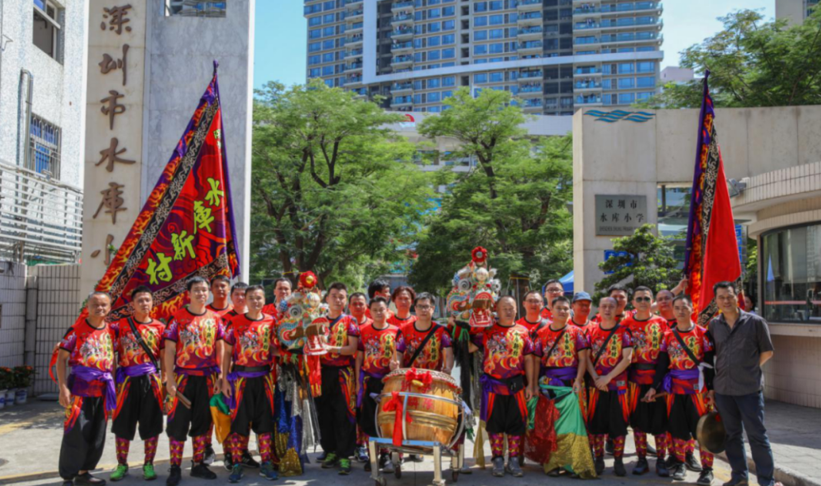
[377,369,462,446]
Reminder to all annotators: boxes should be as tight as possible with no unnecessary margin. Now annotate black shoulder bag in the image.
[592,325,620,366]
[408,325,439,367]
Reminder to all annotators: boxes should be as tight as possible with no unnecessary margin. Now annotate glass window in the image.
[428,78,441,88]
[474,44,488,55]
[413,80,423,89]
[637,61,655,73]
[762,223,821,323]
[474,73,488,83]
[428,92,441,102]
[490,14,504,25]
[618,62,634,74]
[490,43,504,54]
[637,46,655,52]
[414,94,423,104]
[443,20,455,30]
[428,36,441,46]
[443,76,455,87]
[429,22,441,32]
[490,1,504,10]
[309,16,322,26]
[475,16,488,26]
[443,34,455,44]
[475,30,488,41]
[443,6,455,16]
[323,1,335,10]
[309,68,320,77]
[637,76,655,88]
[308,55,321,65]
[309,29,322,39]
[490,71,504,82]
[322,65,334,75]
[490,28,504,39]
[323,39,335,49]
[323,52,335,63]
[323,26,335,37]
[428,50,441,60]
[618,92,635,104]
[428,8,441,18]
[442,47,455,59]
[324,13,335,23]
[617,77,634,89]
[475,2,488,12]
[309,42,322,52]
[428,106,442,112]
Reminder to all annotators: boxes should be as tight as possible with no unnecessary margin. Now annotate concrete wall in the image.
[573,105,821,293]
[0,0,87,186]
[141,0,254,278]
[765,334,821,408]
[0,262,28,368]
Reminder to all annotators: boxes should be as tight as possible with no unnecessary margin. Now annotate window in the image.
[475,16,488,26]
[443,76,455,87]
[324,13,335,23]
[490,29,504,39]
[489,14,504,25]
[474,44,488,55]
[323,39,335,49]
[322,66,334,76]
[428,50,441,60]
[489,43,504,54]
[475,2,488,12]
[490,72,504,82]
[310,29,322,39]
[637,61,655,73]
[443,6,455,16]
[309,16,322,26]
[617,77,634,89]
[308,55,321,65]
[475,30,488,41]
[166,0,226,16]
[413,94,423,104]
[323,26,336,37]
[474,73,488,83]
[413,80,424,90]
[428,92,441,102]
[637,91,653,101]
[324,1,335,10]
[618,63,634,74]
[28,114,61,178]
[309,42,322,52]
[429,22,441,32]
[637,76,656,88]
[309,68,320,77]
[762,223,821,323]
[443,34,455,44]
[323,52,335,63]
[442,48,455,59]
[490,1,504,10]
[617,92,635,104]
[428,36,441,47]
[33,0,62,61]
[443,20,455,30]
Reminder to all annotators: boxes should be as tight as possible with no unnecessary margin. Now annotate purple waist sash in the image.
[226,370,270,409]
[480,374,524,421]
[542,367,577,386]
[662,368,701,394]
[596,365,628,395]
[175,365,220,376]
[72,365,116,412]
[357,370,388,408]
[115,363,157,384]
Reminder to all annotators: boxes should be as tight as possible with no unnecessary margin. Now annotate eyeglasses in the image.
[635,297,652,303]
[416,305,433,311]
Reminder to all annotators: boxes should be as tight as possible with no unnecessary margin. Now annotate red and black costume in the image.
[356,321,399,438]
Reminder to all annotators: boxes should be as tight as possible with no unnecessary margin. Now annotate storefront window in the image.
[761,223,821,324]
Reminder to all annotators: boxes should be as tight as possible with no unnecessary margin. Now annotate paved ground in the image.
[14,401,821,486]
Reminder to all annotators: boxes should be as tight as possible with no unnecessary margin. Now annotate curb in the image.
[716,452,820,486]
[0,454,228,485]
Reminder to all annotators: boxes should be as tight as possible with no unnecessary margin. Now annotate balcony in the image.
[391,82,413,93]
[347,9,363,20]
[391,26,413,40]
[517,41,543,55]
[350,87,368,98]
[392,12,414,25]
[600,32,662,45]
[574,66,602,76]
[574,36,601,47]
[574,80,602,90]
[599,17,662,31]
[517,0,542,11]
[518,26,543,40]
[576,95,602,105]
[522,99,543,112]
[392,41,413,53]
[517,11,543,25]
[600,2,663,15]
[348,75,363,85]
[347,60,364,70]
[518,69,543,79]
[572,5,600,16]
[348,47,364,56]
[392,0,414,10]
[518,83,543,96]
[348,33,364,45]
[574,20,600,30]
[347,21,364,32]
[392,55,414,67]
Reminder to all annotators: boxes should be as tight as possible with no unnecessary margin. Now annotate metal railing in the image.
[0,159,82,263]
[165,0,226,17]
[27,114,61,180]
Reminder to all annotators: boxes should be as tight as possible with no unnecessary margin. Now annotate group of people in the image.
[53,274,779,486]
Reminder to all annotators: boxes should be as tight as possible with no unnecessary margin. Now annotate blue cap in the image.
[572,291,592,303]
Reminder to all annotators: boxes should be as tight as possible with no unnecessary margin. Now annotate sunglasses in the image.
[634,297,652,303]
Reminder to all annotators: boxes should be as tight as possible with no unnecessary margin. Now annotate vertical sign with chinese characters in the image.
[594,195,648,236]
[81,3,147,295]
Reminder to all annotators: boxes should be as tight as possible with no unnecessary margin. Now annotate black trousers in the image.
[316,366,356,458]
[166,374,214,441]
[356,376,384,438]
[588,389,628,437]
[231,376,274,436]
[485,393,527,436]
[59,397,107,480]
[630,382,668,435]
[112,374,164,441]
[667,393,705,441]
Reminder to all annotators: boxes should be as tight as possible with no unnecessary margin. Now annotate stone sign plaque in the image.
[595,195,648,236]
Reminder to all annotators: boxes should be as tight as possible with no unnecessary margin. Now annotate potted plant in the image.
[0,367,11,410]
[13,366,35,405]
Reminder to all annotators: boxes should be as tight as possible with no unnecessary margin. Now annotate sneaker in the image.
[491,457,505,478]
[614,457,626,477]
[506,456,523,478]
[224,454,234,472]
[594,456,605,476]
[685,452,703,472]
[633,456,649,475]
[339,458,352,475]
[697,468,714,486]
[378,453,390,470]
[190,463,217,480]
[382,456,395,474]
[671,462,687,481]
[228,464,243,483]
[143,464,157,481]
[240,451,259,469]
[665,455,677,469]
[166,466,182,486]
[656,458,670,478]
[722,480,749,486]
[259,462,278,481]
[75,473,106,486]
[322,452,339,469]
[110,464,128,482]
[63,481,73,486]
[203,446,217,465]
[356,446,369,463]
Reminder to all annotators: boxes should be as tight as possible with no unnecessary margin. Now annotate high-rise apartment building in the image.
[304,0,664,115]
[776,0,819,25]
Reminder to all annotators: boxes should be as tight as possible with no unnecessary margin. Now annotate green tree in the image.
[250,80,434,287]
[409,88,573,294]
[638,8,821,109]
[594,224,680,301]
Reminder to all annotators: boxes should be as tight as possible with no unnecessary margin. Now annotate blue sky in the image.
[252,1,775,90]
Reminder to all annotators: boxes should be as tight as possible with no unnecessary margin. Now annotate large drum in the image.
[377,368,463,446]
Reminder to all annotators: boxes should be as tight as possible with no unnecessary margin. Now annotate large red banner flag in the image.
[683,70,742,324]
[86,61,240,323]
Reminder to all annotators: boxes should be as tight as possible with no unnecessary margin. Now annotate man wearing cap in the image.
[570,292,593,331]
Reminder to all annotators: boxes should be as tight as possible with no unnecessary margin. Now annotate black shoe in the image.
[656,458,670,478]
[633,456,649,475]
[491,457,505,478]
[241,451,260,469]
[671,462,687,481]
[685,452,703,472]
[224,454,234,472]
[614,457,626,477]
[698,467,714,486]
[166,466,182,486]
[190,463,217,480]
[647,442,658,456]
[408,454,424,463]
[507,456,524,478]
[203,446,216,465]
[75,473,106,486]
[665,455,677,469]
[378,453,390,470]
[594,456,605,476]
[63,481,73,486]
[605,438,614,455]
[364,461,372,472]
[722,480,749,486]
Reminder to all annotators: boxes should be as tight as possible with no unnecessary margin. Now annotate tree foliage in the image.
[594,224,680,301]
[638,8,821,109]
[408,88,573,294]
[250,80,434,288]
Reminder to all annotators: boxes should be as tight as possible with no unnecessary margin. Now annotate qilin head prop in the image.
[276,271,328,354]
[446,247,500,328]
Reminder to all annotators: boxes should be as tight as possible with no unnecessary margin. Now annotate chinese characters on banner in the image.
[81,2,147,295]
[594,195,648,236]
